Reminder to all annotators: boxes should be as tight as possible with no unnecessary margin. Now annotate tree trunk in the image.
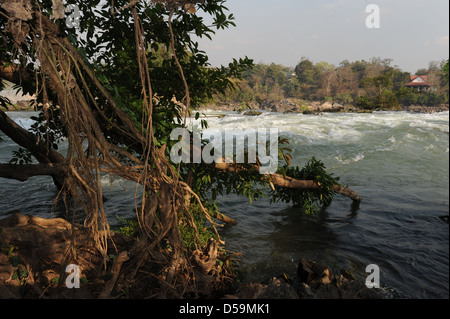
[0,163,64,182]
[0,109,66,188]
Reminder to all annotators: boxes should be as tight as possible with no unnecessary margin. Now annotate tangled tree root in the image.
[0,213,236,299]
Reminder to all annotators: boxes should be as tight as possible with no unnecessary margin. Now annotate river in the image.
[0,110,449,298]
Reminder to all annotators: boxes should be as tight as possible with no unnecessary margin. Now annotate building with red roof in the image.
[405,75,432,92]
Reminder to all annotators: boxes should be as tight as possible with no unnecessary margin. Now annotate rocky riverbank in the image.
[200,99,449,115]
[401,105,450,114]
[225,259,384,299]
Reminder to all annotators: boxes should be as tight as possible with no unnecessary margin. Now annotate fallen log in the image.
[215,163,362,203]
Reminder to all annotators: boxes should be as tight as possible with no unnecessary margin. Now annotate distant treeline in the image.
[213,57,449,110]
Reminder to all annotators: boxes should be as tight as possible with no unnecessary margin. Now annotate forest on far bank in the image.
[212,57,450,110]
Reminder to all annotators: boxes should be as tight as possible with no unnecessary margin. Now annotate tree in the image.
[415,68,429,76]
[295,57,315,85]
[314,61,336,99]
[0,0,360,298]
[360,71,398,110]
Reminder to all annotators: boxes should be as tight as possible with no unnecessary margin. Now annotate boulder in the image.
[297,259,332,286]
[243,110,263,116]
[320,101,333,110]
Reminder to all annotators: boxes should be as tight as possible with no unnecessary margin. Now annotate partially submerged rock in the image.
[243,110,263,116]
[297,259,332,286]
[226,259,383,299]
[296,259,382,299]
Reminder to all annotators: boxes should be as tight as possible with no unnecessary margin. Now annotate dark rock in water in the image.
[243,110,263,116]
[297,259,332,286]
[439,216,449,224]
[296,259,383,299]
[227,259,384,299]
[340,267,356,281]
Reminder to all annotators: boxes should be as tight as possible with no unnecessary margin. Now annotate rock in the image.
[296,259,383,299]
[324,103,345,113]
[243,110,262,116]
[321,101,333,109]
[297,259,332,286]
[439,216,449,224]
[340,267,356,281]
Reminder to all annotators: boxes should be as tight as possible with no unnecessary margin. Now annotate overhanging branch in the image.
[0,163,64,182]
[215,162,362,203]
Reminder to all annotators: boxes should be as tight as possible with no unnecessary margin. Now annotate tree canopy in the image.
[213,57,449,110]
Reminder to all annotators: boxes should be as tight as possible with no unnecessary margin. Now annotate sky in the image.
[196,0,449,73]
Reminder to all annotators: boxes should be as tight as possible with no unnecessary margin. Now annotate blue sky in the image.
[196,0,449,73]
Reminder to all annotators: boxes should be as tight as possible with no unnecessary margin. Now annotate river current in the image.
[1,110,449,298]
